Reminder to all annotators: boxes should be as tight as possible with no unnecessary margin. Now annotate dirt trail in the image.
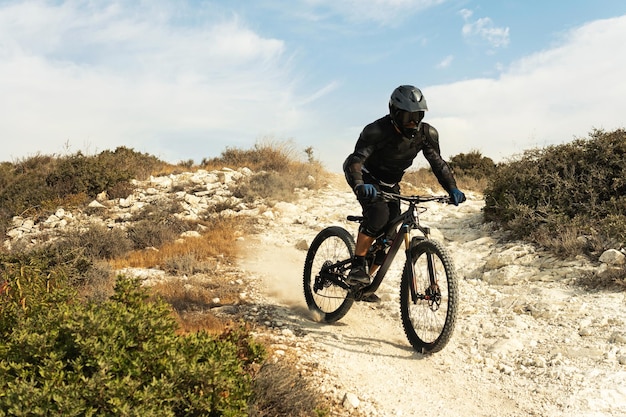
[239,180,626,417]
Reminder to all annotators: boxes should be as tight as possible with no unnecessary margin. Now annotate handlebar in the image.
[377,191,451,204]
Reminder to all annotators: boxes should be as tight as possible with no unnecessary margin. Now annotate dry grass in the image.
[201,139,306,172]
[201,139,326,203]
[109,216,243,269]
[249,353,330,417]
[171,310,231,335]
[455,174,489,194]
[152,273,242,311]
[153,275,241,336]
[401,168,488,194]
[108,216,249,334]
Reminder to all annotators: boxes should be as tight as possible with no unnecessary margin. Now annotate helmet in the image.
[389,85,428,139]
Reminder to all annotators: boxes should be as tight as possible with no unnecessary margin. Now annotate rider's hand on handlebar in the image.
[355,184,378,199]
[449,188,466,206]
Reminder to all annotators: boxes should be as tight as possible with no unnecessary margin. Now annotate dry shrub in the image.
[109,216,243,269]
[149,273,242,335]
[40,192,91,213]
[106,180,135,199]
[201,139,326,203]
[151,274,241,311]
[531,223,587,258]
[402,167,488,194]
[77,260,117,302]
[127,218,189,250]
[56,223,133,260]
[202,139,301,172]
[249,357,327,417]
[171,310,228,335]
[402,168,449,193]
[455,174,489,193]
[577,268,626,290]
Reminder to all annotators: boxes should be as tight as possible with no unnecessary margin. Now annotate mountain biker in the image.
[343,85,466,295]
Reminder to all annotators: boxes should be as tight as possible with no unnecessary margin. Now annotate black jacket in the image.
[343,115,457,191]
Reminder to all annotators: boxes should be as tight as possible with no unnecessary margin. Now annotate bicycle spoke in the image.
[401,240,457,353]
[303,226,355,322]
[410,253,449,342]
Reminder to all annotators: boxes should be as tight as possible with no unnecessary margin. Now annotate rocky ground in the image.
[6,168,626,416]
[237,177,626,417]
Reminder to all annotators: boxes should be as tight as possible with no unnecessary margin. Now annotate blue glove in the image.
[355,184,377,199]
[449,188,466,206]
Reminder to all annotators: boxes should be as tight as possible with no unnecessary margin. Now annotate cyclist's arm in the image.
[343,124,382,188]
[421,124,458,192]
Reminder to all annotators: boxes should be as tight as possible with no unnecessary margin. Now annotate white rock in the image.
[11,216,25,227]
[119,197,134,208]
[599,249,625,266]
[342,392,360,409]
[180,231,202,238]
[88,200,106,208]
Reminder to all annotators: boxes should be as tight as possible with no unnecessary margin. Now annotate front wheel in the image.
[400,239,458,353]
[303,226,355,323]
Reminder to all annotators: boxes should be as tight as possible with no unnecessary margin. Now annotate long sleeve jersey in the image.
[343,115,458,192]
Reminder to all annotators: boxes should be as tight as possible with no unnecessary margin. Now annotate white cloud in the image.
[0,1,300,162]
[428,15,626,162]
[460,8,510,49]
[299,81,341,105]
[437,55,454,69]
[304,0,446,24]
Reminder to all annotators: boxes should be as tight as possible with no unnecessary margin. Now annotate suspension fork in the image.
[404,233,418,303]
[404,229,421,303]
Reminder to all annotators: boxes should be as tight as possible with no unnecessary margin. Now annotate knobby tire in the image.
[400,239,458,353]
[303,226,355,323]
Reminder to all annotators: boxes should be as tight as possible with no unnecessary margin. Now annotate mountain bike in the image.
[302,191,458,353]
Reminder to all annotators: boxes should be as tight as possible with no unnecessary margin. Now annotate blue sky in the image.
[1,0,625,172]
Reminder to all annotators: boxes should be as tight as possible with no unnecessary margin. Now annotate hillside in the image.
[236,174,626,416]
[4,167,626,416]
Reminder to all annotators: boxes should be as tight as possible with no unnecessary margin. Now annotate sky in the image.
[1,0,625,172]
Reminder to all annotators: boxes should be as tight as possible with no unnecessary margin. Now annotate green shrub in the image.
[0,147,171,237]
[45,147,167,199]
[484,128,626,257]
[0,274,265,416]
[448,150,496,179]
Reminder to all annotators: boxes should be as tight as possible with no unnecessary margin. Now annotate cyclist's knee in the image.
[359,224,380,238]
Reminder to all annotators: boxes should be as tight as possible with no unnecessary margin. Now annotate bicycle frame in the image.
[361,197,429,296]
[318,192,445,298]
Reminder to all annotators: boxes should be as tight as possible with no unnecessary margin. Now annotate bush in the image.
[53,224,134,261]
[202,140,324,202]
[0,147,172,237]
[484,128,626,258]
[201,140,300,172]
[0,274,265,416]
[448,150,496,179]
[401,150,494,194]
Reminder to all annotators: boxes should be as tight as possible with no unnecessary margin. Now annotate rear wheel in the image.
[400,239,458,353]
[303,226,355,323]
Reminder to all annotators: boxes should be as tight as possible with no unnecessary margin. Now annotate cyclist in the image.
[343,85,466,293]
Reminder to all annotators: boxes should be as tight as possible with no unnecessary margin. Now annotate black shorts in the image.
[357,180,400,238]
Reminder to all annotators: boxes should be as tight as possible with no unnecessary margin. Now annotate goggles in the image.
[399,110,425,126]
